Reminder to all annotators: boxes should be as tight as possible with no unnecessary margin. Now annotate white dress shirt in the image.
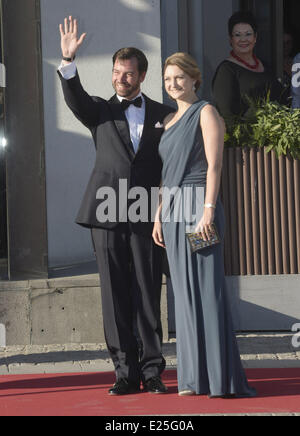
[58,62,145,153]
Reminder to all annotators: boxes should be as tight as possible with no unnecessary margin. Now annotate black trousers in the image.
[91,224,166,385]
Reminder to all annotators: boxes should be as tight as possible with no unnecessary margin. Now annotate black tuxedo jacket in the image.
[59,71,174,236]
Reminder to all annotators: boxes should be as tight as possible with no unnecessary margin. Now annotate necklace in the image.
[230,50,259,70]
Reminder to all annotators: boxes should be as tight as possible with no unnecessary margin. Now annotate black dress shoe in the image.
[144,376,168,394]
[109,378,140,396]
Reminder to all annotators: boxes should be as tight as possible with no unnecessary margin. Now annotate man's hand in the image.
[59,16,86,60]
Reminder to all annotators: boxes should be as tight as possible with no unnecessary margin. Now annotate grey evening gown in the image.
[159,100,256,397]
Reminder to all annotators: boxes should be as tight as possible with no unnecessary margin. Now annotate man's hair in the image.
[228,11,258,36]
[112,47,148,74]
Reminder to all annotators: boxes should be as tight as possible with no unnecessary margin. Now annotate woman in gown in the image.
[153,52,256,398]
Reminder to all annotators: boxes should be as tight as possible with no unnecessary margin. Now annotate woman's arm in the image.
[195,104,225,239]
[152,112,175,247]
[152,186,165,248]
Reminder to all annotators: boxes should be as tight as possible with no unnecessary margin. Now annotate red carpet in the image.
[0,369,300,416]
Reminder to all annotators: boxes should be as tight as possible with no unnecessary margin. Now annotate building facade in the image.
[0,0,299,344]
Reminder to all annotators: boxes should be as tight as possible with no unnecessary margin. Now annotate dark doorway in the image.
[284,0,300,54]
[0,2,8,280]
[283,1,300,89]
[0,134,7,280]
[240,0,299,99]
[1,0,48,280]
[240,0,284,77]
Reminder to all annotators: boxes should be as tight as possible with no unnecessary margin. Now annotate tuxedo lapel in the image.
[108,95,135,160]
[135,95,157,155]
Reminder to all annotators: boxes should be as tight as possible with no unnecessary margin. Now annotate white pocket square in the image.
[155,122,164,128]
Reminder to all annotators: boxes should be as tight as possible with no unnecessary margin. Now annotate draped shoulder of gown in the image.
[159,100,256,397]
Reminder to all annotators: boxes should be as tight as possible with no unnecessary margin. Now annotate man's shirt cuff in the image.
[58,61,77,80]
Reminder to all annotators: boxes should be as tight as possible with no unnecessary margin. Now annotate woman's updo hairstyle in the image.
[228,11,258,36]
[164,52,202,91]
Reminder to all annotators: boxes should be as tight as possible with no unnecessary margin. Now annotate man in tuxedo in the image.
[58,16,174,395]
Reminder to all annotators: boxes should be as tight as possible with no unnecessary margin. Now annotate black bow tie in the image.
[120,96,143,111]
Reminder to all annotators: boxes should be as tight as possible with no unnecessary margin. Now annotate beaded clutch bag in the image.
[186,223,220,253]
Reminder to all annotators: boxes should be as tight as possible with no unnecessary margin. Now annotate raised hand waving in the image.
[59,16,87,60]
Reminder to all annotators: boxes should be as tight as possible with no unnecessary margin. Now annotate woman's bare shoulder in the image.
[201,103,219,118]
[201,104,225,132]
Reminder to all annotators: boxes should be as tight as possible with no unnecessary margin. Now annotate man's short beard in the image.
[113,82,141,99]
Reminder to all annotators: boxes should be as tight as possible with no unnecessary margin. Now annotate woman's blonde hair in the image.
[164,52,202,91]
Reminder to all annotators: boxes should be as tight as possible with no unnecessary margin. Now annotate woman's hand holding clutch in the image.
[195,207,215,241]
